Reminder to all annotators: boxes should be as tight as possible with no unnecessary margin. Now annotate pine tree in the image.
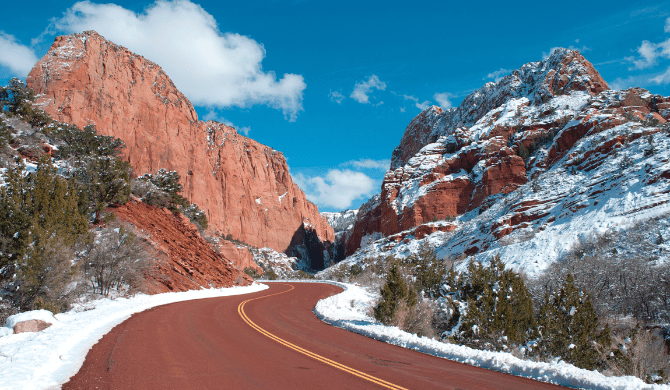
[0,117,10,148]
[454,255,537,349]
[411,243,446,298]
[374,261,416,325]
[0,157,89,311]
[537,274,611,369]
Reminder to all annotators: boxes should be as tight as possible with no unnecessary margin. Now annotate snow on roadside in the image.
[313,282,669,390]
[0,283,268,390]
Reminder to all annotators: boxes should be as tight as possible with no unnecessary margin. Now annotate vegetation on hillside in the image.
[322,235,670,384]
[0,79,206,323]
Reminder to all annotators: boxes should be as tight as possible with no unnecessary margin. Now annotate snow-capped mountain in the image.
[341,48,670,276]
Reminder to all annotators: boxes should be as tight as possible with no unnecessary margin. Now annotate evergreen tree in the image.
[374,261,417,325]
[454,255,537,349]
[0,157,89,311]
[0,78,51,127]
[139,169,189,212]
[71,156,131,223]
[537,274,611,369]
[49,124,125,158]
[410,243,446,298]
[0,117,11,148]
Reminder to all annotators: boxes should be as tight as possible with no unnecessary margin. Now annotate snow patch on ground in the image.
[0,284,268,390]
[314,282,669,390]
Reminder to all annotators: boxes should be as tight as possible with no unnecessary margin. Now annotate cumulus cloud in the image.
[329,90,344,104]
[485,68,511,82]
[52,0,305,121]
[433,92,453,109]
[350,75,386,104]
[0,32,38,77]
[630,40,663,69]
[403,94,430,111]
[294,169,376,209]
[625,18,670,71]
[651,67,670,84]
[343,158,390,171]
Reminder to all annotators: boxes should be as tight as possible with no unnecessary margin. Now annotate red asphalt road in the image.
[63,282,568,390]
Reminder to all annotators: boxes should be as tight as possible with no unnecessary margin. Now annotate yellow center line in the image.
[237,283,408,390]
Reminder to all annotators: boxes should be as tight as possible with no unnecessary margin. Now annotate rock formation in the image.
[111,199,253,292]
[26,31,334,268]
[343,48,670,258]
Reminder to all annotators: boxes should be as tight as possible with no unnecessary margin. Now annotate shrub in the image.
[81,224,150,296]
[182,203,208,230]
[244,267,261,279]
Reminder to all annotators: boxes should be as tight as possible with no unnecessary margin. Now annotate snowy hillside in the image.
[329,48,670,282]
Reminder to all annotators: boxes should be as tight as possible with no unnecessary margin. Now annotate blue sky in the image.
[1,0,670,212]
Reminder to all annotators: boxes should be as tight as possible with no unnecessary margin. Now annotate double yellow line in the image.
[237,284,408,390]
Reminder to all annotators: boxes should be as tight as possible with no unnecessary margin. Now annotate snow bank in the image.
[0,283,268,390]
[314,282,669,390]
[5,310,59,329]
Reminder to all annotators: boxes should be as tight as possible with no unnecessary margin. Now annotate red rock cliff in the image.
[26,31,334,259]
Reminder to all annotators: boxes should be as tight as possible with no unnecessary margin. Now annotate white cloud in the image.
[343,158,390,171]
[433,92,453,109]
[0,32,38,77]
[329,90,344,104]
[625,18,670,71]
[294,169,376,209]
[651,67,670,84]
[350,75,386,104]
[403,94,430,111]
[631,40,662,69]
[485,68,511,82]
[400,107,406,113]
[52,0,305,121]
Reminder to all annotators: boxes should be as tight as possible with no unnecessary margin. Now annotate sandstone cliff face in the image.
[344,49,670,255]
[26,31,334,267]
[112,200,252,293]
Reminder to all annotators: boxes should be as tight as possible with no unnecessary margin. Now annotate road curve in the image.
[62,282,567,389]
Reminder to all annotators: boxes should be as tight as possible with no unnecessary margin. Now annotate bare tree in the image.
[82,224,150,296]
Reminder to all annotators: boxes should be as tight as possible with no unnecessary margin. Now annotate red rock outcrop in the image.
[26,31,334,266]
[111,199,252,293]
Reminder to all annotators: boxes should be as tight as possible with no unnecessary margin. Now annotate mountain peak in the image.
[391,49,608,169]
[26,31,335,268]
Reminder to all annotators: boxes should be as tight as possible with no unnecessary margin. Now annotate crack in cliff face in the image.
[26,30,336,269]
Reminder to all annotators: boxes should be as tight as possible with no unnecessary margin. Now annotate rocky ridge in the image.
[340,49,670,274]
[26,31,335,269]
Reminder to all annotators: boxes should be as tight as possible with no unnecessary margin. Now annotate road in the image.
[62,282,567,389]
